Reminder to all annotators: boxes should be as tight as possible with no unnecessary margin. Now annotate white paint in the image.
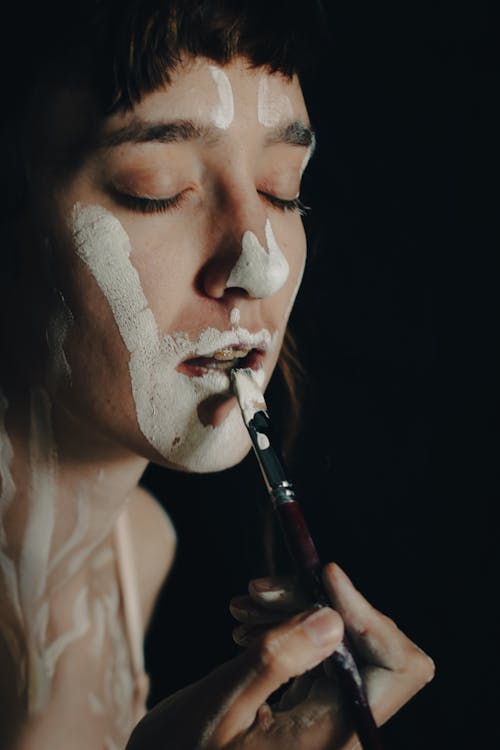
[20,389,56,608]
[72,204,278,472]
[0,389,24,626]
[209,66,234,129]
[48,491,89,573]
[226,219,289,298]
[256,432,270,450]
[257,75,294,128]
[231,368,266,425]
[43,586,90,679]
[300,143,314,178]
[230,306,241,327]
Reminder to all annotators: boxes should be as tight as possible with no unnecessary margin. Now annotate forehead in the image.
[102,56,309,137]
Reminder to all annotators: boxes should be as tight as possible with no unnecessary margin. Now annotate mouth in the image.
[178,346,264,378]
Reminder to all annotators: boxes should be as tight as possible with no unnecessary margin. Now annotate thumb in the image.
[207,606,343,748]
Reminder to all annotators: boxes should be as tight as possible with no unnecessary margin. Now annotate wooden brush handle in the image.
[274,499,384,750]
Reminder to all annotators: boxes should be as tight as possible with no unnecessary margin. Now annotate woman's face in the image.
[36,56,312,472]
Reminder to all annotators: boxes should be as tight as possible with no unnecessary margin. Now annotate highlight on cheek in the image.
[226,218,290,298]
[209,65,234,129]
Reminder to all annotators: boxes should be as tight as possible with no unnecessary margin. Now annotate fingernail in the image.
[303,607,340,647]
[251,578,284,593]
[250,579,288,603]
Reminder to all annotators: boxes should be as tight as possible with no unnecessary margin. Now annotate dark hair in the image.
[4,0,326,113]
[2,0,326,230]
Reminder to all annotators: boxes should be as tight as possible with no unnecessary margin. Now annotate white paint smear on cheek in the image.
[71,204,261,472]
[258,75,294,128]
[226,219,289,298]
[209,66,234,129]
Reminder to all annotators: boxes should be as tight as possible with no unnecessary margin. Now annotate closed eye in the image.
[110,187,188,214]
[258,191,310,215]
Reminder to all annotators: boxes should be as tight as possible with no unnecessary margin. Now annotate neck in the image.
[0,381,148,716]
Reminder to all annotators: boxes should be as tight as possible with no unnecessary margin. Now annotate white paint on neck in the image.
[71,204,274,471]
[257,75,294,128]
[226,219,289,298]
[0,389,25,656]
[209,66,234,129]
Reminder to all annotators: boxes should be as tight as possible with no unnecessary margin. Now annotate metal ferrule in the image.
[270,480,296,507]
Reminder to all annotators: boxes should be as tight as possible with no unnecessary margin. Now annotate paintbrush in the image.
[231,367,383,750]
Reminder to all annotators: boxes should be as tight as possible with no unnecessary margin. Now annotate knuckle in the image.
[255,629,292,678]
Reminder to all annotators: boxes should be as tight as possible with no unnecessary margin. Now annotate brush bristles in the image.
[230,368,267,425]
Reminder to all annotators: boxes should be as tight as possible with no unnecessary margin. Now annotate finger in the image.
[232,623,269,647]
[241,679,347,750]
[248,575,309,612]
[207,606,344,748]
[274,670,318,711]
[230,595,286,626]
[322,563,434,681]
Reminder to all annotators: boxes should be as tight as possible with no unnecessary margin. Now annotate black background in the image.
[142,3,496,748]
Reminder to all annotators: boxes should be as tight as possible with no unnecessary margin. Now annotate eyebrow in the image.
[265,121,316,153]
[99,118,316,152]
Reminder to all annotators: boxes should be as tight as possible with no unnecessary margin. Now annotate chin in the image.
[148,402,254,474]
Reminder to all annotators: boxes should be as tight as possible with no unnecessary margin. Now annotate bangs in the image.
[86,0,326,111]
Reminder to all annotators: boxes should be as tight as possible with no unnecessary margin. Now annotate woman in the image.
[0,1,434,748]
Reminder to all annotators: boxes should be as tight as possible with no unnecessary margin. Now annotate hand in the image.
[230,563,435,746]
[127,564,433,750]
[126,603,344,749]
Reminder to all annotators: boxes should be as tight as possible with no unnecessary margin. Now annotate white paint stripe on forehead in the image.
[209,66,234,129]
[226,218,289,298]
[257,75,294,128]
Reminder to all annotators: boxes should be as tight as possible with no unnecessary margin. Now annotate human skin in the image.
[0,56,434,750]
[21,56,311,473]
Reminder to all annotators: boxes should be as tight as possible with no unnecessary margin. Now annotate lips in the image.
[178,346,264,377]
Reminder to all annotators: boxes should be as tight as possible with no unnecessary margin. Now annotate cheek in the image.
[123,220,202,328]
[282,221,307,292]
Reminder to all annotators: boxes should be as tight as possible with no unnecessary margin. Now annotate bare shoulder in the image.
[126,484,177,627]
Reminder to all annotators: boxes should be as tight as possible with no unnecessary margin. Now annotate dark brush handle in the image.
[274,498,384,750]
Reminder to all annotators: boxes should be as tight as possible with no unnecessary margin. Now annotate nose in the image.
[200,200,290,300]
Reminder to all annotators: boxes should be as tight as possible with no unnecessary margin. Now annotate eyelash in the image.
[114,192,187,214]
[114,190,310,216]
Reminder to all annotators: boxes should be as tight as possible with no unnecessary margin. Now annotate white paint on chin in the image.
[226,218,289,298]
[209,65,234,129]
[257,75,294,128]
[71,203,272,472]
